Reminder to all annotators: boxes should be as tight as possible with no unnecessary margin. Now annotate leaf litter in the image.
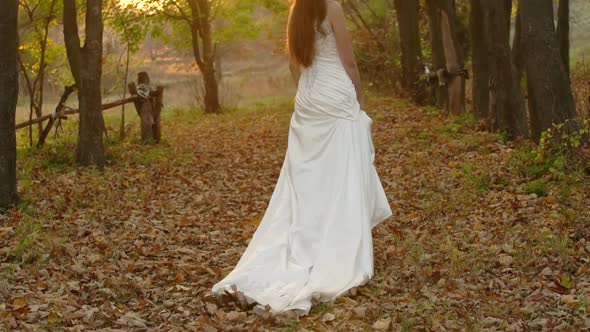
[1,97,589,331]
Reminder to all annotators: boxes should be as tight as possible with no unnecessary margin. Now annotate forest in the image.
[0,0,589,330]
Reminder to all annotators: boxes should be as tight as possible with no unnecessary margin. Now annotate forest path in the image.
[2,97,588,331]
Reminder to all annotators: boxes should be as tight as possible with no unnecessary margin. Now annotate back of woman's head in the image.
[288,0,327,67]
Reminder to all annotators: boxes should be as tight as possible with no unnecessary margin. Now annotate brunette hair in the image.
[288,0,327,67]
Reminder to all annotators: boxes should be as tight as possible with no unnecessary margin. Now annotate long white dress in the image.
[211,18,392,316]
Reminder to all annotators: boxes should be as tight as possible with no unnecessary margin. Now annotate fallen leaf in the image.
[560,295,579,306]
[373,317,391,330]
[47,309,61,324]
[352,306,367,318]
[322,312,336,323]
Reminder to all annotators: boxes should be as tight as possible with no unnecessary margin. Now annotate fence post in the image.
[128,72,164,143]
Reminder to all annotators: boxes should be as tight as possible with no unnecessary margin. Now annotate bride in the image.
[211,0,392,316]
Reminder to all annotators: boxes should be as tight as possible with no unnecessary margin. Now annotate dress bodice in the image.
[312,18,340,66]
[296,16,359,120]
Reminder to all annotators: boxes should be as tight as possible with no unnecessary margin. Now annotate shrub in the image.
[538,119,590,174]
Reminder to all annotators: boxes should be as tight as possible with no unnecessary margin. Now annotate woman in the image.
[211,0,392,316]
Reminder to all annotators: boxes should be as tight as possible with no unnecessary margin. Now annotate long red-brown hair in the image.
[288,0,327,67]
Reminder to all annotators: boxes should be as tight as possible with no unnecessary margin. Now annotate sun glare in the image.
[117,0,149,9]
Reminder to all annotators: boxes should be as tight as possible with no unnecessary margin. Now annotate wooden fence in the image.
[15,72,164,147]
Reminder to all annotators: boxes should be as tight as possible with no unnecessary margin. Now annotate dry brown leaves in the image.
[0,97,589,331]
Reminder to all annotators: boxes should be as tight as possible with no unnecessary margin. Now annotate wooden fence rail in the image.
[15,72,164,147]
[15,96,139,130]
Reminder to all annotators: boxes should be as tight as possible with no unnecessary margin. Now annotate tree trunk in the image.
[469,0,490,119]
[63,0,82,84]
[425,0,447,109]
[188,0,220,114]
[77,0,105,166]
[556,0,570,79]
[393,0,426,104]
[202,64,220,113]
[520,0,578,142]
[0,0,19,209]
[439,0,466,115]
[484,0,528,138]
[215,42,223,82]
[63,0,105,166]
[36,0,57,137]
[512,6,526,81]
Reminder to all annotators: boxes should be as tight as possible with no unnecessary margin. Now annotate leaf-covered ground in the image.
[1,97,589,331]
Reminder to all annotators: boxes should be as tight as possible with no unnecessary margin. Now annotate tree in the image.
[469,0,489,119]
[107,0,151,139]
[18,0,60,146]
[145,0,285,113]
[556,0,570,78]
[188,0,219,114]
[520,0,578,142]
[63,0,106,166]
[426,0,466,114]
[0,0,19,209]
[153,0,220,113]
[393,0,425,103]
[512,4,525,81]
[482,0,528,138]
[425,0,447,109]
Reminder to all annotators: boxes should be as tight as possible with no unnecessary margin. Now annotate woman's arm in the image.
[328,1,364,109]
[289,57,301,85]
[287,6,301,85]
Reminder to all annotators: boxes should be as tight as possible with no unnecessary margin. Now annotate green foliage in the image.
[225,0,289,41]
[538,119,590,173]
[142,0,288,51]
[418,131,431,140]
[107,1,152,54]
[19,38,57,74]
[10,214,45,263]
[511,119,590,191]
[420,105,440,115]
[494,176,510,188]
[18,0,71,92]
[459,164,492,193]
[537,229,574,257]
[217,0,288,42]
[18,144,75,172]
[310,302,331,315]
[439,122,463,134]
[561,273,575,289]
[524,179,548,196]
[436,114,476,136]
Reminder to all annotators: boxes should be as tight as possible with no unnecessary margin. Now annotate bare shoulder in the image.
[326,0,343,16]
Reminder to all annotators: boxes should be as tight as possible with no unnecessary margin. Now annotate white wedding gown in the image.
[211,19,392,316]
